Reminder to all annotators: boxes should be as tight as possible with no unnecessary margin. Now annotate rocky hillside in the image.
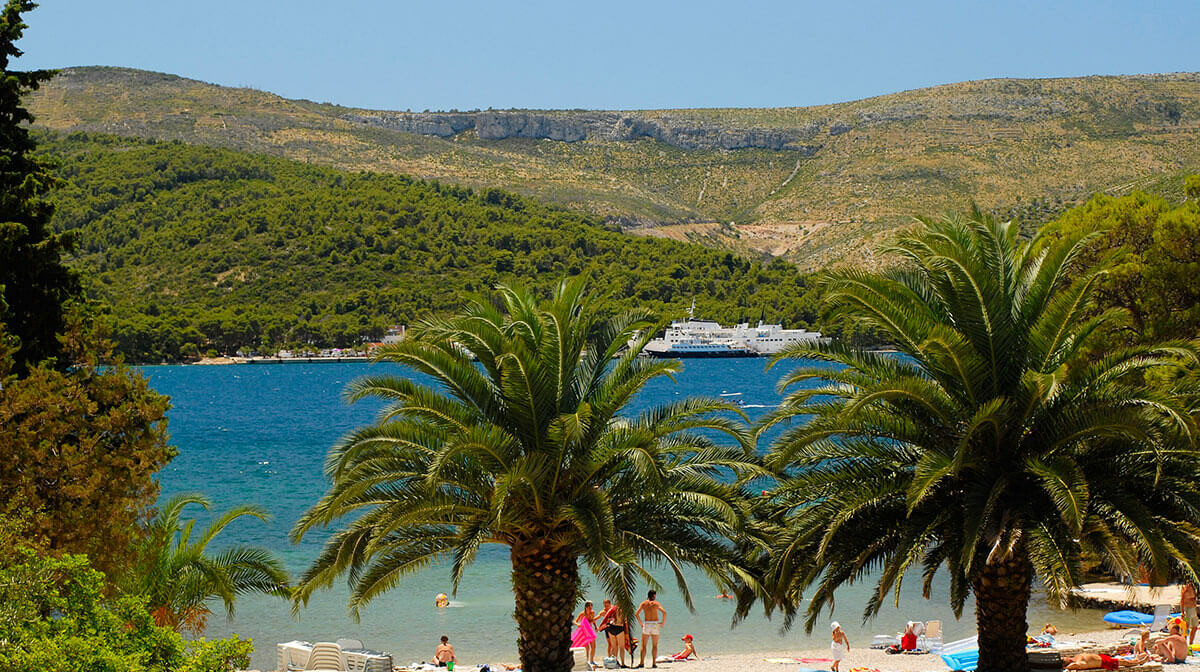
[342,109,818,151]
[28,67,1200,269]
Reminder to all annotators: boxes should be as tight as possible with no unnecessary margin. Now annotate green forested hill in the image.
[28,67,1200,269]
[40,132,834,362]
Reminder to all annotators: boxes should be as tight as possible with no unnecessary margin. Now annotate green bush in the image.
[179,637,253,672]
[0,545,253,672]
[1186,174,1200,199]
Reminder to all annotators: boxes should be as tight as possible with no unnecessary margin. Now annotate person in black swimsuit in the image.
[597,598,629,667]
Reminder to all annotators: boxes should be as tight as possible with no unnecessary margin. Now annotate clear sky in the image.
[15,0,1200,112]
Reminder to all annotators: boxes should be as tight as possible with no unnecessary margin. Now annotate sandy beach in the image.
[540,627,1200,672]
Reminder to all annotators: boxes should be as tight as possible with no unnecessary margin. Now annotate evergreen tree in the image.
[0,0,77,373]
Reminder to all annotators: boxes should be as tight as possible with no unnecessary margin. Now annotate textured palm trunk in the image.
[512,538,580,672]
[973,546,1033,672]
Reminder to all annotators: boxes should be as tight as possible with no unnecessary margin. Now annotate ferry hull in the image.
[643,349,759,358]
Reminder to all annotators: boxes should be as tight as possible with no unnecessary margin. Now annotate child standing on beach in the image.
[830,622,849,672]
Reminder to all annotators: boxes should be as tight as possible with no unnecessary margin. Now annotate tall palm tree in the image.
[292,279,759,672]
[124,493,290,635]
[743,212,1200,672]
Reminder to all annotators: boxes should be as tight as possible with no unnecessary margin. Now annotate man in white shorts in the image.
[636,590,667,668]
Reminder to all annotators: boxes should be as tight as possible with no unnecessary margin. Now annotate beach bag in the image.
[604,657,619,669]
[884,645,901,655]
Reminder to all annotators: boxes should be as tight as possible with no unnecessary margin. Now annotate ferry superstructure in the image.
[640,303,824,358]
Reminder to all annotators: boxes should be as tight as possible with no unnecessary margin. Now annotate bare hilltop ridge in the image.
[30,66,1200,269]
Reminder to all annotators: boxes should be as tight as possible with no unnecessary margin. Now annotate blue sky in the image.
[16,0,1200,112]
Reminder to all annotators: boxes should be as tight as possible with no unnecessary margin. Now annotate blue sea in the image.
[142,359,1104,670]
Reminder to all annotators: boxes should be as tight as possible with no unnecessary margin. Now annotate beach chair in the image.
[940,648,978,672]
[920,620,943,652]
[869,634,899,649]
[305,642,346,671]
[941,635,977,653]
[336,639,364,651]
[1149,604,1171,632]
[279,641,313,671]
[571,646,589,671]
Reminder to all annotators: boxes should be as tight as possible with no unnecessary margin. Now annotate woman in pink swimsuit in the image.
[572,601,599,667]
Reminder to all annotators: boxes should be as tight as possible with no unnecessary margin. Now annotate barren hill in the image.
[29,67,1200,269]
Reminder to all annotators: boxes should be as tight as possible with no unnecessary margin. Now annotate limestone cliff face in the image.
[342,112,476,138]
[341,109,820,151]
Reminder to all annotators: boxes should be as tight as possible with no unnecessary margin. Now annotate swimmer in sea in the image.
[435,593,450,608]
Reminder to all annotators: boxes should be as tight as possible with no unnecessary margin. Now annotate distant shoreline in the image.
[161,350,902,367]
[191,355,371,365]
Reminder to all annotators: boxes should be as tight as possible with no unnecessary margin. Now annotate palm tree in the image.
[743,212,1200,672]
[124,493,290,635]
[291,279,759,672]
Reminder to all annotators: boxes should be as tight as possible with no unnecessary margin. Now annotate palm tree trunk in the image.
[511,538,580,672]
[973,547,1033,672]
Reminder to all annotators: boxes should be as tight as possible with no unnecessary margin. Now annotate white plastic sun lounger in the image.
[941,635,978,654]
[305,642,346,671]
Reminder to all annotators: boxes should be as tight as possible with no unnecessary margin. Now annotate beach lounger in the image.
[940,648,978,671]
[1027,649,1062,670]
[336,639,364,651]
[279,641,313,671]
[941,635,978,654]
[1149,604,1171,632]
[571,646,588,671]
[868,634,899,649]
[305,642,346,671]
[920,619,942,652]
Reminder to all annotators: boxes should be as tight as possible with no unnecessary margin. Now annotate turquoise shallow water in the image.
[141,359,1105,670]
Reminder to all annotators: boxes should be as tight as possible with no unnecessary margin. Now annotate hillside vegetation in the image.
[28,67,1200,269]
[39,132,833,362]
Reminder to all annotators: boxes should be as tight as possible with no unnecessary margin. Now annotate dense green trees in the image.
[741,213,1199,672]
[0,2,79,372]
[292,280,760,672]
[0,311,176,579]
[38,132,840,361]
[1045,187,1200,346]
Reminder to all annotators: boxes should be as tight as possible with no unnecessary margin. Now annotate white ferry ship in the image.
[641,303,824,358]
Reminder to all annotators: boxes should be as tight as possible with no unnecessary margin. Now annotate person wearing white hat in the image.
[830,621,849,672]
[901,621,917,651]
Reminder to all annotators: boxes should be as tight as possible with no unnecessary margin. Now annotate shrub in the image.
[0,542,254,672]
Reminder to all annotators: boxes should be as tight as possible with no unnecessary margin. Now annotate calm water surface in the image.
[141,359,1104,670]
